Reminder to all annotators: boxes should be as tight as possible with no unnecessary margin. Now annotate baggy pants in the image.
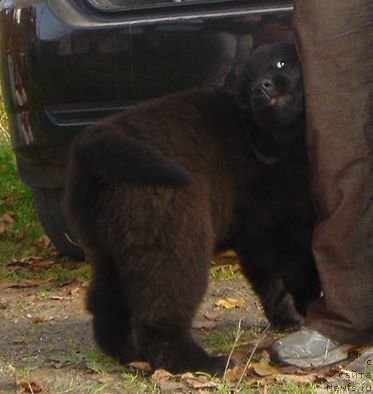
[293,0,373,344]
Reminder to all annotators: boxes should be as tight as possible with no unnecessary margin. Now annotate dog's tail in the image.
[68,124,192,188]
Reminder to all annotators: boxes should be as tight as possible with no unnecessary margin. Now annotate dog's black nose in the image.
[252,78,274,95]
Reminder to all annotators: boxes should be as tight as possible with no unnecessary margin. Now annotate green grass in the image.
[0,142,91,281]
[0,142,45,262]
[0,93,9,141]
[0,99,91,283]
[3,259,91,283]
[0,97,43,258]
[210,263,238,281]
[202,327,244,354]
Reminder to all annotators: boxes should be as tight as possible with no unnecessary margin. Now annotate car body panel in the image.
[0,0,293,188]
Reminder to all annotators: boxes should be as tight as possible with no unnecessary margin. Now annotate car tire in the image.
[32,187,85,261]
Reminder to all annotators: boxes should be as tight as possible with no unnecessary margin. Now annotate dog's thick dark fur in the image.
[64,42,320,375]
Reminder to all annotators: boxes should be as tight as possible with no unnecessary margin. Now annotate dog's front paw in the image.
[264,291,303,330]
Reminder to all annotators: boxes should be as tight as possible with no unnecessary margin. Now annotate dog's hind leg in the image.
[117,247,228,375]
[86,250,141,363]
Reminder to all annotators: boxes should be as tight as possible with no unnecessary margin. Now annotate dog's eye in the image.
[275,60,286,69]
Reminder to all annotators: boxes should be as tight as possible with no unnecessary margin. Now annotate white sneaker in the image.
[271,327,353,368]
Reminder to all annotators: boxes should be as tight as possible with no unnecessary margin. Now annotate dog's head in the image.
[235,42,304,132]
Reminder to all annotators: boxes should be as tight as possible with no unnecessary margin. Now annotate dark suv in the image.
[0,0,293,259]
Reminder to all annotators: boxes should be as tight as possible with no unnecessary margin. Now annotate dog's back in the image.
[64,89,253,251]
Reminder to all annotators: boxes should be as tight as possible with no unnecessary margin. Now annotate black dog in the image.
[64,42,320,375]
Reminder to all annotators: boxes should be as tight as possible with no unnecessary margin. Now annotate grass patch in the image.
[0,92,9,140]
[0,142,45,262]
[200,325,264,357]
[0,99,89,284]
[0,96,45,263]
[210,263,238,281]
[2,260,91,283]
[202,327,241,354]
[34,262,90,283]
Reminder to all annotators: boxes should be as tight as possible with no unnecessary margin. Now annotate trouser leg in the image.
[293,0,373,344]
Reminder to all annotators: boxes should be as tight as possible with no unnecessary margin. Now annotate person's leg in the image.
[272,0,373,367]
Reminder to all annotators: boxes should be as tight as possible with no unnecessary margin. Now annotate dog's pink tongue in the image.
[267,97,277,106]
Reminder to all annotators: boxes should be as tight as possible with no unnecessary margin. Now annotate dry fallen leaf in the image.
[151,369,186,392]
[68,286,83,296]
[182,374,220,390]
[0,212,15,225]
[30,315,54,324]
[59,278,82,288]
[0,297,8,310]
[0,212,15,235]
[151,369,174,379]
[35,235,52,248]
[216,297,245,309]
[155,380,186,392]
[224,366,247,382]
[7,259,55,273]
[252,359,279,377]
[18,379,43,393]
[49,295,64,300]
[127,361,151,371]
[0,279,45,289]
[277,373,319,385]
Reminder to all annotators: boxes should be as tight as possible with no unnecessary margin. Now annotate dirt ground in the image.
[0,257,371,394]
[0,257,272,393]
